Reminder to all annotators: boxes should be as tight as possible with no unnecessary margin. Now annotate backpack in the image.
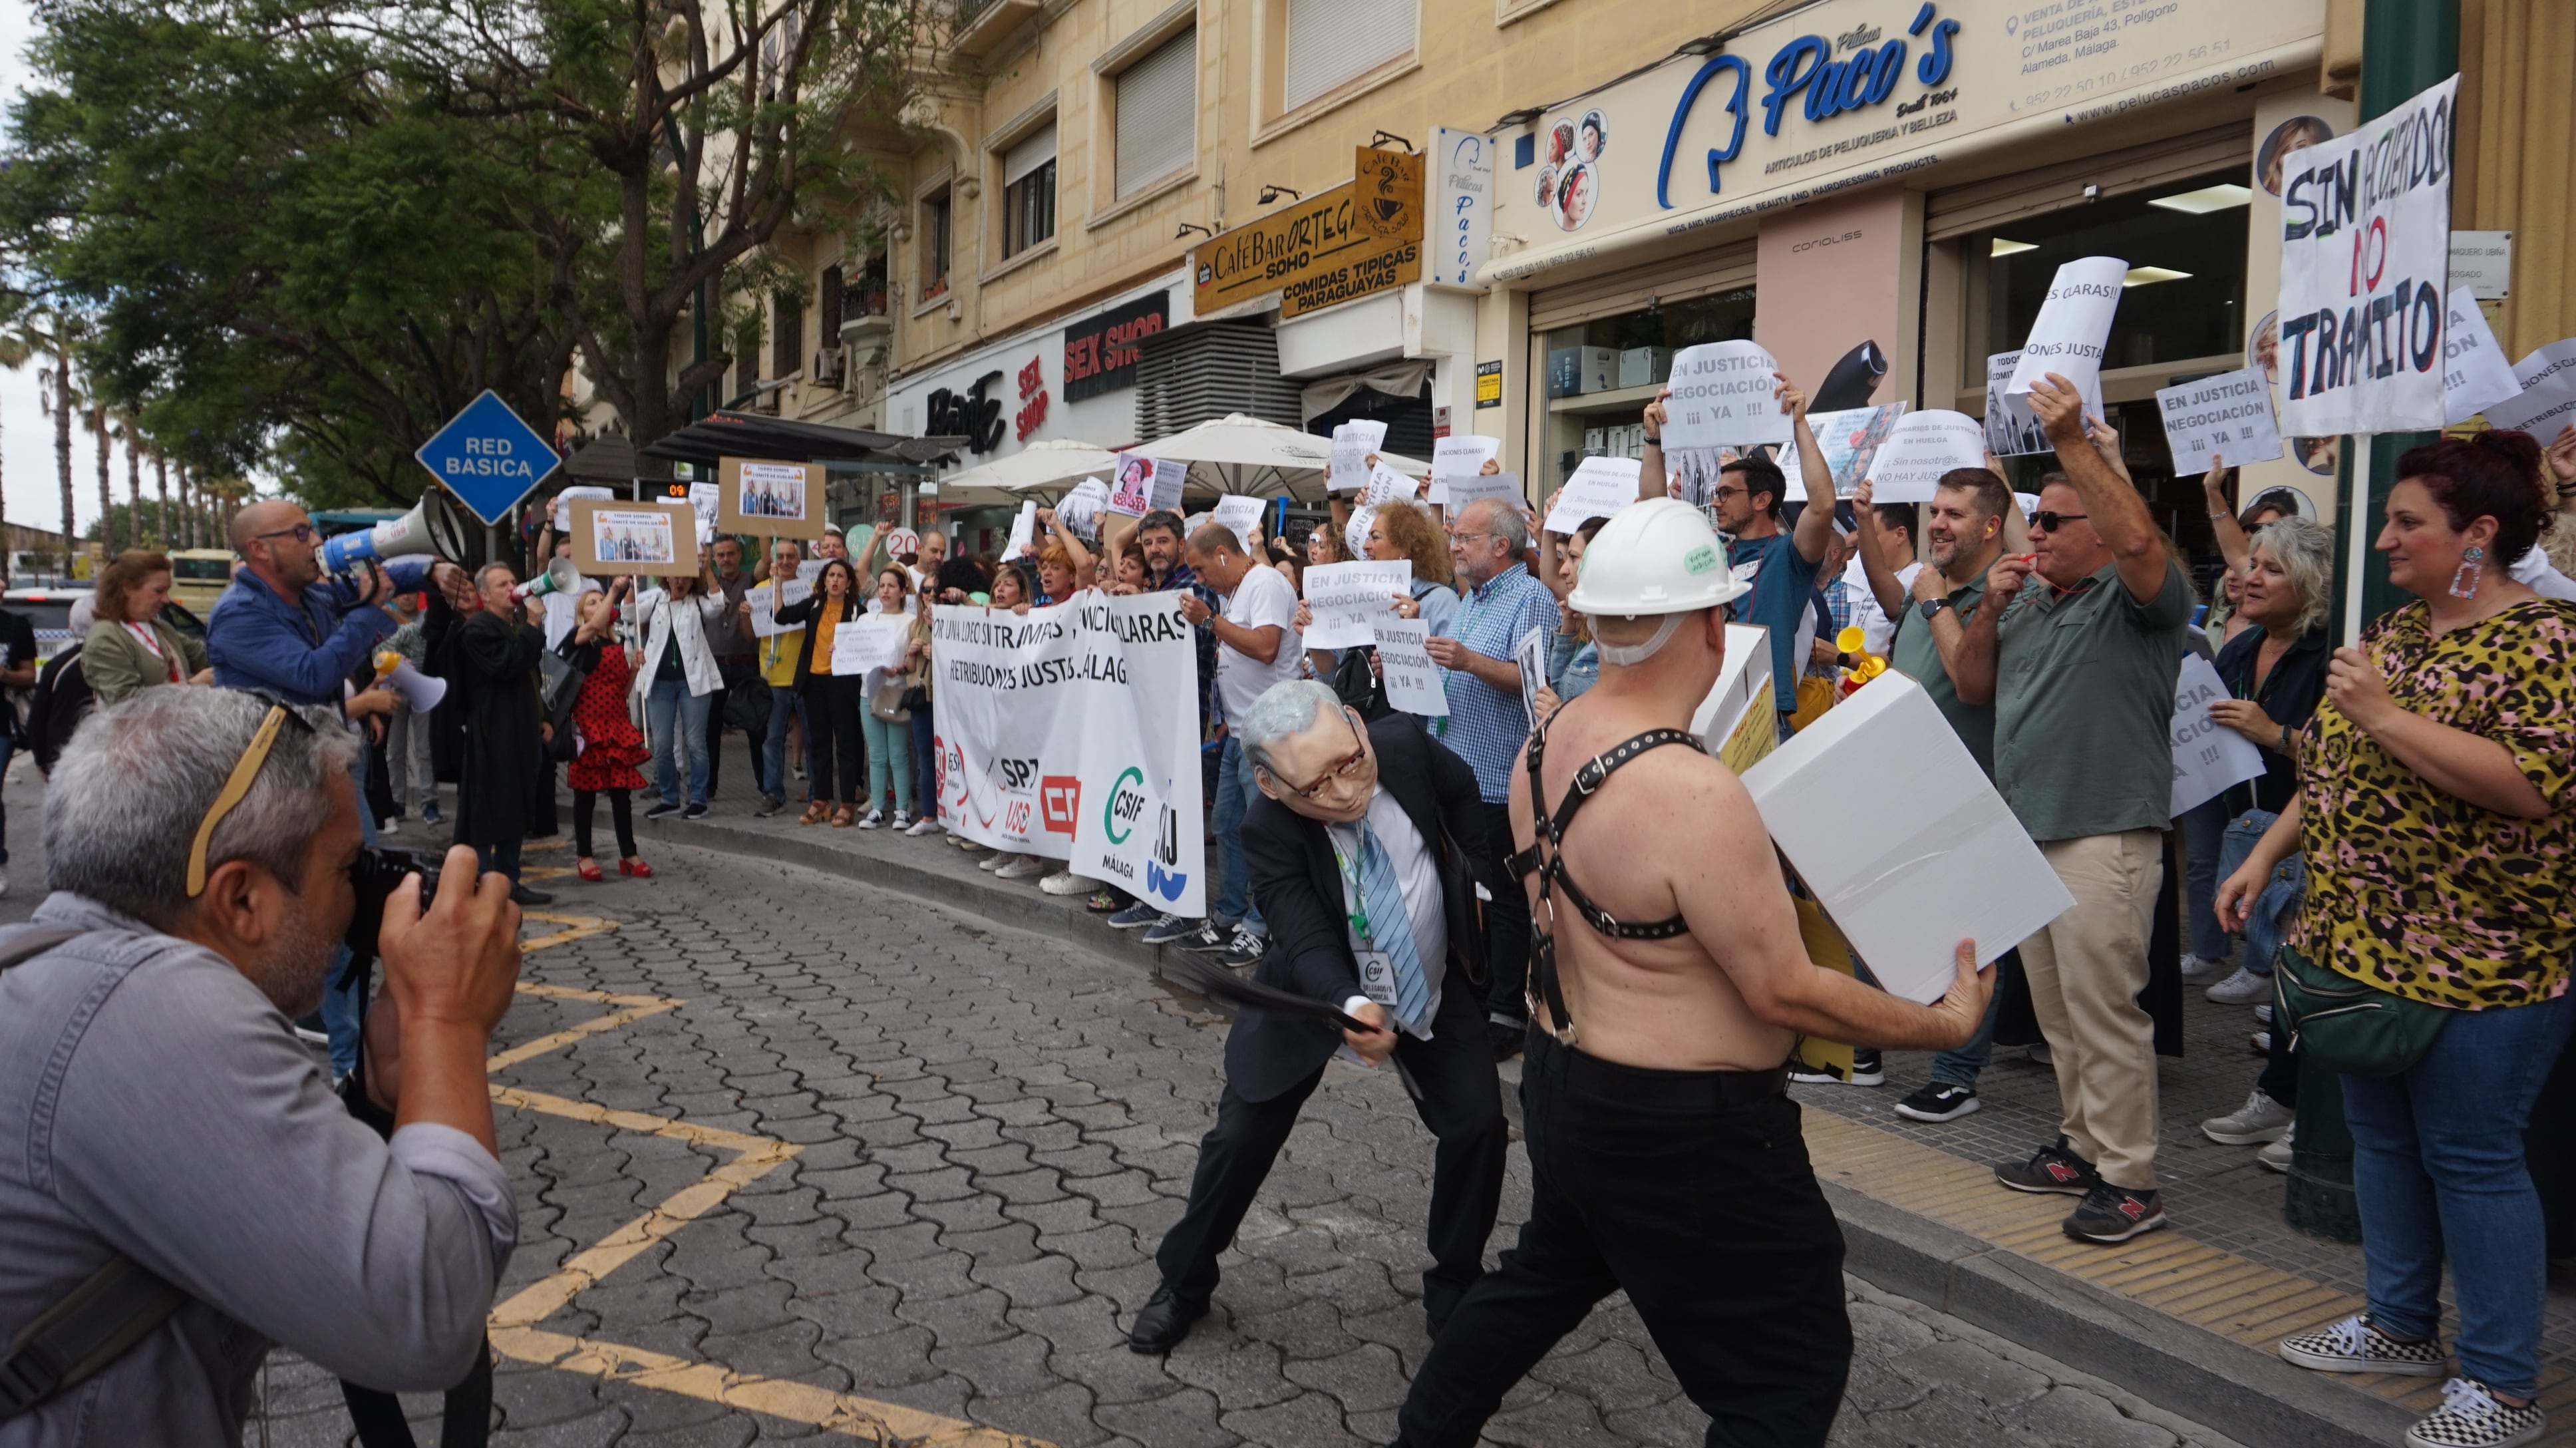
[26,645,92,776]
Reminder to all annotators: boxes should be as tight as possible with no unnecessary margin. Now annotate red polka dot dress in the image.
[565,643,649,792]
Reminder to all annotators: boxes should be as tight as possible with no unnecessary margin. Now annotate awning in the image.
[639,410,963,468]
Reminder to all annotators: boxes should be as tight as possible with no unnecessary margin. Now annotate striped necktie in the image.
[1357,822,1432,1032]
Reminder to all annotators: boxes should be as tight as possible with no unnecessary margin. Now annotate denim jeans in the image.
[384,705,436,818]
[2342,992,2574,1398]
[2179,795,2233,962]
[1209,736,1265,935]
[1927,948,2018,1089]
[646,678,712,807]
[862,708,913,813]
[478,837,523,883]
[763,685,808,801]
[2215,809,2302,976]
[910,705,937,820]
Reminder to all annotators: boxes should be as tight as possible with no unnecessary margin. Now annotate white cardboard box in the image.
[1571,346,1618,394]
[1739,673,2074,1003]
[1691,624,1778,776]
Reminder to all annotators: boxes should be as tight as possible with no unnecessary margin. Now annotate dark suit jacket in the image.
[1228,714,1496,1103]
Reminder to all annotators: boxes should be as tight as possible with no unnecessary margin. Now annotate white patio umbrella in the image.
[933,438,1120,507]
[1130,413,1428,501]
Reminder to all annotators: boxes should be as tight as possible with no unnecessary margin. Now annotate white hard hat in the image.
[1567,498,1750,619]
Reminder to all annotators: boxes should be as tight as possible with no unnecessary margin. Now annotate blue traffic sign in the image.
[415,390,562,526]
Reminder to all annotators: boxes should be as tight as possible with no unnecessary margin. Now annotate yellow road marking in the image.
[500,922,1052,1444]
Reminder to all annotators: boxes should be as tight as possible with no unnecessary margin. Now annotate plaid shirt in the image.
[1432,563,1560,803]
[1154,561,1222,727]
[1810,576,1852,678]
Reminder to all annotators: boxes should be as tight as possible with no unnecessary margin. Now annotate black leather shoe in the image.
[510,884,555,906]
[1128,1284,1206,1354]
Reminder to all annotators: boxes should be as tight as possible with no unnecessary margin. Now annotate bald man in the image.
[206,501,402,708]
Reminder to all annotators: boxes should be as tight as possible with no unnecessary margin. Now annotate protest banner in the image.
[931,596,1206,914]
[747,577,812,637]
[2483,337,2576,437]
[1429,436,1500,504]
[2440,289,2524,426]
[2275,74,2458,436]
[830,614,910,679]
[1330,420,1387,492]
[1663,341,1790,452]
[1742,673,2074,1003]
[1372,617,1448,717]
[1863,411,1987,503]
[2004,257,2128,403]
[1302,560,1413,649]
[2170,654,2268,816]
[1361,462,1422,507]
[1984,351,2103,457]
[1210,494,1267,551]
[719,458,824,538]
[2155,367,2285,479]
[1440,470,1522,518]
[1794,404,1907,500]
[1543,455,1642,532]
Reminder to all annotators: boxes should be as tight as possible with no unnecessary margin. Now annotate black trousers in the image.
[573,788,635,859]
[1475,801,1532,1023]
[1393,1032,1852,1448]
[1156,968,1507,1322]
[804,675,868,805]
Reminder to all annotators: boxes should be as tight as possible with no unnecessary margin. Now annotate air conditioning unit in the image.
[812,347,846,386]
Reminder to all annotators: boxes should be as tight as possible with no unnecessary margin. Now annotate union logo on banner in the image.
[1041,777,1081,836]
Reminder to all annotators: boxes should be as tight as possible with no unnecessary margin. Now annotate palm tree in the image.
[0,318,28,588]
[89,405,112,563]
[116,416,144,548]
[33,313,87,577]
[154,447,170,550]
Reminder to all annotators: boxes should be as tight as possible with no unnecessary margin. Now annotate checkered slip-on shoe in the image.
[2404,1378,2543,1448]
[2277,1314,2448,1377]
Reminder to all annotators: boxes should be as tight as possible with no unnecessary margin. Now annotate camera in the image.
[345,845,441,963]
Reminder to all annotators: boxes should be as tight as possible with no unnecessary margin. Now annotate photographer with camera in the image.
[0,686,522,1443]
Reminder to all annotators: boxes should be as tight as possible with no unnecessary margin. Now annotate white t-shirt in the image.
[540,572,605,650]
[2509,546,2576,602]
[1215,563,1305,721]
[1842,553,1923,657]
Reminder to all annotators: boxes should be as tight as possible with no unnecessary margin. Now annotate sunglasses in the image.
[186,695,319,897]
[2030,511,2089,533]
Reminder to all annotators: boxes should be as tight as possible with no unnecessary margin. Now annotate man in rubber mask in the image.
[1384,498,1994,1448]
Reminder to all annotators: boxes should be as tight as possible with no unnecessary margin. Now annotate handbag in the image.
[2272,945,2450,1077]
[538,651,585,763]
[870,680,912,723]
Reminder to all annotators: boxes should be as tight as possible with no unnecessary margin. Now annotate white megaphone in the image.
[319,491,469,581]
[511,556,581,602]
[371,650,448,713]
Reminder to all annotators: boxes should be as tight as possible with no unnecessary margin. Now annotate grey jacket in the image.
[0,894,516,1447]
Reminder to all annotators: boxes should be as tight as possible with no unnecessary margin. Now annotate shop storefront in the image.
[1476,0,2338,567]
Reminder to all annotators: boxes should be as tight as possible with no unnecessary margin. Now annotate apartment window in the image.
[734,322,758,402]
[1282,0,1412,111]
[770,290,804,377]
[917,188,954,301]
[850,251,889,317]
[1002,122,1058,257]
[1114,29,1195,199]
[820,264,845,331]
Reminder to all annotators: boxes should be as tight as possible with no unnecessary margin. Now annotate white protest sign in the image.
[1108,452,1182,517]
[1148,459,1186,513]
[1343,505,1376,560]
[1329,420,1387,492]
[551,485,615,532]
[1303,560,1413,650]
[1429,436,1500,504]
[1002,500,1039,560]
[830,613,910,680]
[1663,341,1791,452]
[797,559,826,583]
[1514,625,1548,728]
[1794,404,1907,500]
[2004,256,2128,401]
[1863,411,1987,503]
[747,578,812,638]
[687,483,721,547]
[2441,289,2524,425]
[1056,478,1110,541]
[1362,462,1422,507]
[1543,455,1642,533]
[1372,617,1448,717]
[2483,337,2576,437]
[2276,74,2458,436]
[1984,351,2103,457]
[1441,470,1522,518]
[2170,653,2267,816]
[1211,494,1267,552]
[931,596,1206,914]
[2155,367,2285,479]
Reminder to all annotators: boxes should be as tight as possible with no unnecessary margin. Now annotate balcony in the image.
[945,0,1041,60]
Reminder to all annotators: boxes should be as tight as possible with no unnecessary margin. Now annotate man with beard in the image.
[0,686,524,1441]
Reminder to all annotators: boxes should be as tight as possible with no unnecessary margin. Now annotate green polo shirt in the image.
[1993,558,2193,842]
[1887,572,1995,777]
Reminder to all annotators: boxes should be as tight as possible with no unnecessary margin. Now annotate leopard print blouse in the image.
[2290,596,2576,1009]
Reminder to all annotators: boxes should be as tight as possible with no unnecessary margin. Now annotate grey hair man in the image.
[1135,680,1506,1355]
[1420,495,1558,1057]
[0,686,524,1441]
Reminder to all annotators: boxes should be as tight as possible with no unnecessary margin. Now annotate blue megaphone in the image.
[317,492,468,580]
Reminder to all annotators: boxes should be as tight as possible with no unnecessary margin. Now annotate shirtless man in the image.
[1384,496,1993,1448]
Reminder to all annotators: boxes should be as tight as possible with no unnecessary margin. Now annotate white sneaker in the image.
[979,850,1008,870]
[2180,953,2231,982]
[2201,1089,2293,1145]
[2259,1126,2295,1173]
[2205,966,2272,1005]
[891,811,911,829]
[995,853,1048,880]
[1039,870,1090,896]
[856,809,884,830]
[2404,1379,2544,1448]
[378,817,400,837]
[905,816,943,837]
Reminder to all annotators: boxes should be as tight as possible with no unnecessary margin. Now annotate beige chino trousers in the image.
[2019,828,2165,1190]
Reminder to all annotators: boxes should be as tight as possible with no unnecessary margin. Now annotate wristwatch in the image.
[1917,596,1953,621]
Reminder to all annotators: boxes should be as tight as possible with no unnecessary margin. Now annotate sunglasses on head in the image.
[2030,511,2088,533]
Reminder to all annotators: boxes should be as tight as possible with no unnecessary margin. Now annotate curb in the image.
[623,804,2415,1448]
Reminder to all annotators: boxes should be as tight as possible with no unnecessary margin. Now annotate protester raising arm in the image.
[2026,372,2170,602]
[1639,389,1671,501]
[1037,506,1094,584]
[1946,548,2030,707]
[2199,457,2251,578]
[1849,478,1909,618]
[1780,374,1838,565]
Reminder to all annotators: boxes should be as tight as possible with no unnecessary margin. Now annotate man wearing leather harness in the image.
[1385,498,1994,1448]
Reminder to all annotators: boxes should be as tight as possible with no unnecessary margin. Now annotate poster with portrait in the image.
[718,457,825,538]
[569,498,698,578]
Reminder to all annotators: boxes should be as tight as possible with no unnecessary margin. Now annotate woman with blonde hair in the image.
[82,550,210,705]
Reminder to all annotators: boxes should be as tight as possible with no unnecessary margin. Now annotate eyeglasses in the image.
[1709,485,1747,502]
[253,522,317,544]
[185,695,318,897]
[1269,710,1370,801]
[2030,511,2089,533]
[1446,530,1497,546]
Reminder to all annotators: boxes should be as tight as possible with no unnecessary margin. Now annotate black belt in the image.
[1525,1030,1790,1113]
